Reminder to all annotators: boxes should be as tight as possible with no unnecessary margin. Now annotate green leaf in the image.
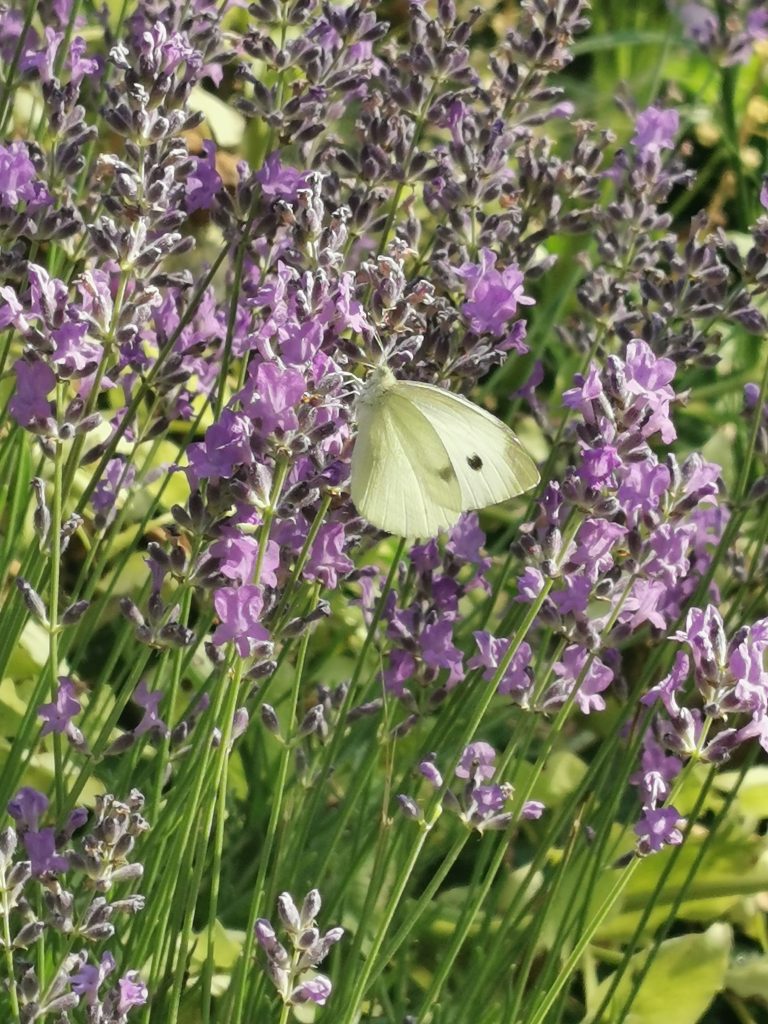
[726,951,768,1000]
[586,923,732,1023]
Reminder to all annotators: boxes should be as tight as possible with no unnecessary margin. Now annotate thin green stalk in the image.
[337,822,433,1024]
[228,616,315,1024]
[0,0,37,132]
[167,659,243,1019]
[270,493,332,629]
[366,830,468,989]
[720,63,750,229]
[282,539,406,870]
[47,390,66,813]
[689,334,768,608]
[591,767,726,1022]
[0,866,21,1022]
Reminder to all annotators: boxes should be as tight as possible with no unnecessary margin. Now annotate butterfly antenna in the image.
[336,367,364,398]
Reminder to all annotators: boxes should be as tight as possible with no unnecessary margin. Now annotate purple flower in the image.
[291,976,332,1005]
[61,806,89,840]
[211,535,280,587]
[304,524,354,589]
[70,952,116,1005]
[517,566,545,601]
[677,2,718,46]
[186,411,254,484]
[9,358,56,427]
[615,461,671,527]
[456,741,496,782]
[580,445,622,486]
[116,971,148,1013]
[568,520,626,580]
[643,651,692,716]
[631,106,679,158]
[186,140,222,213]
[624,340,677,443]
[0,142,46,207]
[0,285,29,330]
[255,153,311,200]
[549,646,614,714]
[418,758,443,788]
[24,827,69,875]
[671,605,725,682]
[420,620,465,687]
[7,788,49,831]
[51,321,102,377]
[457,248,534,337]
[409,538,442,573]
[619,578,668,631]
[92,458,136,528]
[405,744,545,834]
[468,633,533,699]
[132,680,169,739]
[748,8,768,41]
[446,514,491,574]
[20,26,62,81]
[213,585,269,656]
[256,890,342,1007]
[631,735,682,807]
[254,919,285,958]
[729,624,768,714]
[469,782,508,817]
[240,362,306,436]
[521,800,545,820]
[68,35,101,85]
[634,806,683,855]
[38,677,81,736]
[383,650,416,697]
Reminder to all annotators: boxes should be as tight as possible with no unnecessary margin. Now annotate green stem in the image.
[48,390,65,813]
[229,618,315,1024]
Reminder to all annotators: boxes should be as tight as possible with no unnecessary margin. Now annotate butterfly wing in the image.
[393,381,540,510]
[350,390,464,538]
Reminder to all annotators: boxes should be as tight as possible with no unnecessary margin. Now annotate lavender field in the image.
[2,1,768,1021]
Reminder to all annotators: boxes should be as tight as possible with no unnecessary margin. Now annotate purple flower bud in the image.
[277,892,302,933]
[6,860,31,892]
[418,758,443,789]
[60,600,89,625]
[260,704,281,735]
[397,795,422,820]
[13,920,45,948]
[15,577,48,624]
[298,705,326,738]
[300,888,322,926]
[30,478,50,546]
[297,927,319,950]
[0,827,18,863]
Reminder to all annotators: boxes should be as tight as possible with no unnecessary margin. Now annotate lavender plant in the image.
[1,0,768,1021]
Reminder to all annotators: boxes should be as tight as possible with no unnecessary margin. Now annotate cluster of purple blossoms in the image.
[572,98,767,367]
[631,606,768,852]
[0,0,604,736]
[672,0,768,64]
[2,790,148,1021]
[400,741,544,833]
[483,340,724,725]
[254,890,344,1008]
[375,515,493,714]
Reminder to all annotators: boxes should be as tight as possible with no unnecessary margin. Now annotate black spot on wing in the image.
[438,465,454,482]
[467,454,483,471]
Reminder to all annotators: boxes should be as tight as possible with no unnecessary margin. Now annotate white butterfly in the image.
[350,365,539,538]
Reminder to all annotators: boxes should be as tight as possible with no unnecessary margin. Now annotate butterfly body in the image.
[350,365,539,538]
